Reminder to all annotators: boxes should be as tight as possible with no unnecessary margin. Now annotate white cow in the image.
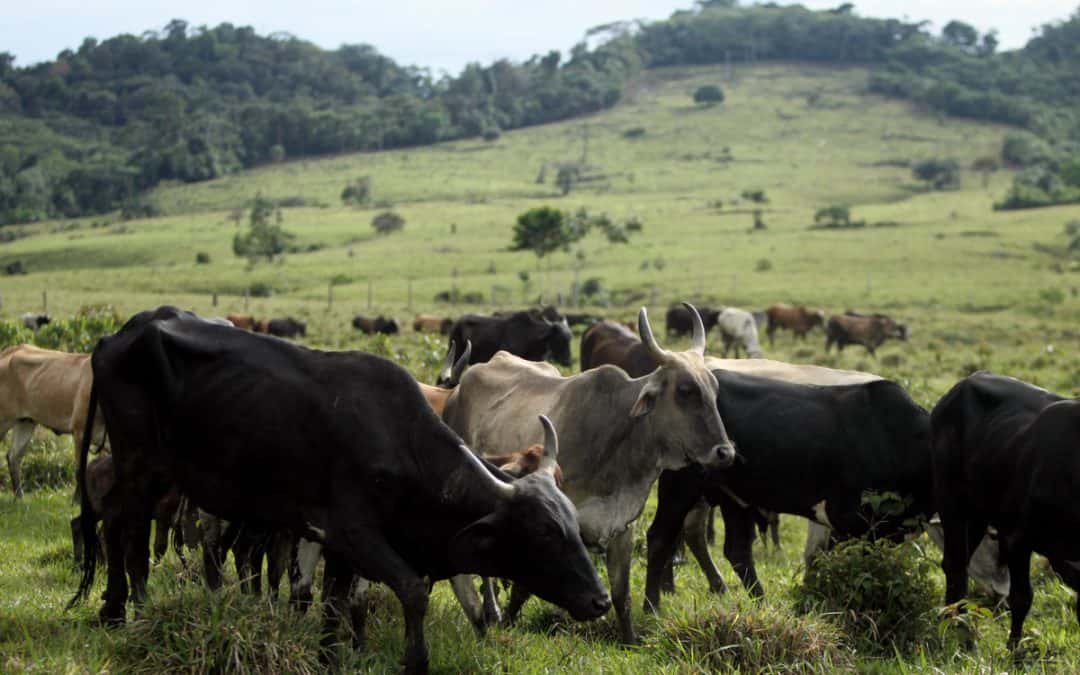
[715,308,763,358]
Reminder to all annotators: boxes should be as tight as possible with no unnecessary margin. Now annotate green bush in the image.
[693,85,725,105]
[195,252,211,264]
[793,538,939,656]
[248,283,273,298]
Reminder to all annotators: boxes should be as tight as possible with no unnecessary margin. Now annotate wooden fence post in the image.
[211,292,218,307]
[42,290,47,314]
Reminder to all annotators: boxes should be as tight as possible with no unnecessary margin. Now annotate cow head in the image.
[543,316,573,367]
[810,309,826,328]
[631,303,736,470]
[436,340,472,388]
[449,416,610,621]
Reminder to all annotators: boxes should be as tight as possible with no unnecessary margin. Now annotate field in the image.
[2,62,1080,672]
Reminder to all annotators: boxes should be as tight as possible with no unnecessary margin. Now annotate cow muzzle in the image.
[710,442,737,469]
[572,591,612,620]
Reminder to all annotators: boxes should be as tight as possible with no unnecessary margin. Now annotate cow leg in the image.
[706,506,716,544]
[125,509,155,610]
[683,500,727,595]
[71,515,85,566]
[606,525,637,644]
[449,575,488,633]
[290,539,321,612]
[99,500,129,626]
[151,517,169,563]
[1005,541,1033,650]
[266,531,292,602]
[319,550,353,659]
[940,515,974,606]
[347,575,371,650]
[7,420,35,499]
[768,512,781,549]
[644,470,704,613]
[480,577,502,627]
[201,516,227,591]
[766,324,775,346]
[720,499,763,598]
[502,582,531,626]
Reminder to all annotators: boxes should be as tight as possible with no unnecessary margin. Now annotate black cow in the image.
[352,315,400,335]
[264,317,307,338]
[666,305,720,337]
[449,310,572,367]
[20,313,51,330]
[68,306,609,673]
[643,369,931,611]
[931,372,1080,648]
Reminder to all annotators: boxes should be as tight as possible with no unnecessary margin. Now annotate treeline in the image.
[2,3,1079,223]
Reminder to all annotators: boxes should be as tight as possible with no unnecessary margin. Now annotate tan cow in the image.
[413,314,454,335]
[226,314,257,330]
[0,345,105,498]
[764,303,825,345]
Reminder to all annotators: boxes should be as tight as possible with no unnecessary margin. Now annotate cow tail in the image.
[67,380,99,610]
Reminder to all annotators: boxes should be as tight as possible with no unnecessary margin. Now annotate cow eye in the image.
[677,382,697,398]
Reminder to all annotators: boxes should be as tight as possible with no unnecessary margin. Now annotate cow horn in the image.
[538,415,559,474]
[638,307,671,364]
[460,444,516,500]
[451,340,472,385]
[438,340,458,384]
[683,302,707,355]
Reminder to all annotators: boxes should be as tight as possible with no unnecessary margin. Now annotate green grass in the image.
[1,61,1080,671]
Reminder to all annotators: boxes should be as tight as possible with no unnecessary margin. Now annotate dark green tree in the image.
[233,193,294,262]
[912,159,960,190]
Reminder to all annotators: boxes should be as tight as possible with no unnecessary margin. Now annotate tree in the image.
[372,210,405,235]
[971,156,1000,187]
[511,206,574,260]
[941,21,979,52]
[233,193,294,262]
[556,166,579,196]
[341,176,372,206]
[912,159,960,190]
[693,85,725,105]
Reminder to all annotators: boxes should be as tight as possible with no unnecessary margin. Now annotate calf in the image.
[931,372,1080,648]
[353,315,400,335]
[715,308,763,358]
[764,303,824,345]
[263,317,307,338]
[825,312,907,357]
[21,313,51,330]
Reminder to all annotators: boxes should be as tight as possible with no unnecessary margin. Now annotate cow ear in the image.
[448,515,502,576]
[630,379,662,418]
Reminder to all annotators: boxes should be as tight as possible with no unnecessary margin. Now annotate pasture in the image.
[1,62,1080,672]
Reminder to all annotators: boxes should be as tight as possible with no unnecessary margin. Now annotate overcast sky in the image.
[3,1,1076,75]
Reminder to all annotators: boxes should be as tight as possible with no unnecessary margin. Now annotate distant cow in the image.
[20,313,51,330]
[580,320,657,376]
[931,372,1080,648]
[226,314,257,330]
[715,308,763,358]
[666,305,721,337]
[263,317,306,338]
[0,345,105,498]
[449,310,572,367]
[564,313,602,328]
[764,303,824,345]
[413,314,454,335]
[352,315,400,335]
[69,306,608,671]
[825,312,906,357]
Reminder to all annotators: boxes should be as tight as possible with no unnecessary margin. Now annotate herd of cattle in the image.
[0,301,1076,673]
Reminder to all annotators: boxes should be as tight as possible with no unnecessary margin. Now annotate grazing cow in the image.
[580,320,657,376]
[764,303,824,345]
[413,314,454,335]
[352,315,400,335]
[0,345,105,498]
[70,454,183,567]
[931,372,1080,648]
[825,312,907,357]
[68,306,608,673]
[643,365,932,611]
[20,313,51,330]
[225,314,257,331]
[444,304,736,643]
[564,313,602,328]
[449,310,572,367]
[263,317,306,338]
[715,308,763,358]
[666,305,721,337]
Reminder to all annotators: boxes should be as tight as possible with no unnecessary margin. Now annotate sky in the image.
[2,0,1076,75]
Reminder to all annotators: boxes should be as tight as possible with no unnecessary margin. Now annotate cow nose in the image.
[711,443,737,468]
[592,594,612,614]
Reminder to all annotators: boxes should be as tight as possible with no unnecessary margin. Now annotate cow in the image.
[263,317,307,338]
[666,304,721,337]
[443,303,736,643]
[413,314,454,335]
[448,310,572,367]
[352,315,400,335]
[764,303,825,345]
[715,308,763,358]
[580,319,657,376]
[225,314,257,331]
[643,364,933,612]
[931,372,1080,648]
[0,345,105,498]
[433,340,472,391]
[564,313,602,328]
[825,312,907,357]
[67,306,608,673]
[20,313,51,330]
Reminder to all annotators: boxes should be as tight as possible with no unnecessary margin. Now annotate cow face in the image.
[449,471,610,621]
[545,319,573,367]
[631,304,736,470]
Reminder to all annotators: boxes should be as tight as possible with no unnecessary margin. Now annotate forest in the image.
[0,2,1078,224]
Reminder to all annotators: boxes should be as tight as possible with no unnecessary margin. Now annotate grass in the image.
[0,60,1079,671]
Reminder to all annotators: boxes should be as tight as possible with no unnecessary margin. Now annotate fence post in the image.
[243,289,249,312]
[407,278,413,311]
[367,279,373,310]
[42,290,47,314]
[211,292,218,307]
[327,283,333,310]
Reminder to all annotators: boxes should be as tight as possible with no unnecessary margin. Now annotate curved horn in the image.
[537,412,561,470]
[683,302,707,355]
[460,444,516,500]
[638,307,670,364]
[450,340,472,386]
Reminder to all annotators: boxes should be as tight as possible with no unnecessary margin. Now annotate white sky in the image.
[2,1,1076,75]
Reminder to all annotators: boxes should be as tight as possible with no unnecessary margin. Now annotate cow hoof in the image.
[98,607,126,628]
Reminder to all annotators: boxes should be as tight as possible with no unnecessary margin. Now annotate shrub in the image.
[371,210,405,236]
[693,85,725,105]
[556,166,579,196]
[341,176,372,206]
[120,198,161,220]
[741,188,768,203]
[195,252,211,264]
[1039,287,1065,305]
[1002,132,1055,167]
[581,277,603,297]
[482,128,501,142]
[755,258,773,272]
[793,538,939,656]
[248,282,273,298]
[912,158,961,190]
[622,127,646,139]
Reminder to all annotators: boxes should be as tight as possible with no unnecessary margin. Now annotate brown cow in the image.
[226,314,257,331]
[764,303,825,346]
[485,445,564,487]
[825,312,907,357]
[414,314,455,335]
[0,345,105,498]
[580,320,657,377]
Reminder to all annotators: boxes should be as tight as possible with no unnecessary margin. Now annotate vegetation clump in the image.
[371,210,405,236]
[693,84,725,105]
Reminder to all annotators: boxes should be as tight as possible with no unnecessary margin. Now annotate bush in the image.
[622,127,646,139]
[693,85,725,105]
[482,128,501,142]
[371,210,405,236]
[755,258,773,272]
[195,252,211,264]
[341,176,372,206]
[741,188,768,203]
[581,277,603,297]
[248,282,273,298]
[31,305,124,352]
[793,538,939,656]
[1002,132,1055,167]
[912,158,960,190]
